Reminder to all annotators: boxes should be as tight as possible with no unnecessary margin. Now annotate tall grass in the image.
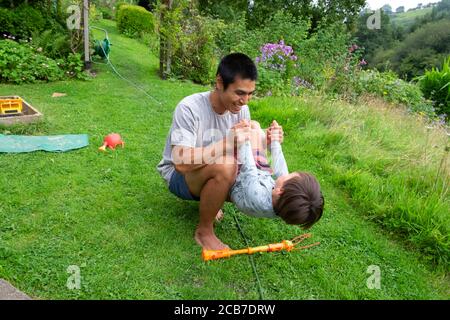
[250,94,450,267]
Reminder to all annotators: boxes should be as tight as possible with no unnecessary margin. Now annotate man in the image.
[157,53,282,250]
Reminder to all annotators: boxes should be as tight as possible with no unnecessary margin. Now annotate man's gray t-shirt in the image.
[157,91,251,185]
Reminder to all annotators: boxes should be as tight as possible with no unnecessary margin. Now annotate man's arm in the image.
[172,137,232,174]
[173,121,251,174]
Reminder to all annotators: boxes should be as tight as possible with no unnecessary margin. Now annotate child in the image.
[230,120,324,228]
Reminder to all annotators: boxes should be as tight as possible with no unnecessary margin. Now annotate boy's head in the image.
[273,172,324,229]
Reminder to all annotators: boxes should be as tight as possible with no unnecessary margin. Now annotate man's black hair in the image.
[216,53,257,91]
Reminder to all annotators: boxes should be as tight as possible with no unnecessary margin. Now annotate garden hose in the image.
[232,213,265,300]
[90,26,111,58]
[90,26,161,105]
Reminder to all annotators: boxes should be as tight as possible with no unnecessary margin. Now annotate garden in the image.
[0,0,449,300]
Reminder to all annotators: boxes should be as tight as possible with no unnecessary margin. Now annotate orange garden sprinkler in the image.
[202,233,320,261]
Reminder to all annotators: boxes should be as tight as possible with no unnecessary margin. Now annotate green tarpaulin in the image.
[0,134,89,153]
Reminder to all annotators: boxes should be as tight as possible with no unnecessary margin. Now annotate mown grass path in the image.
[0,20,448,299]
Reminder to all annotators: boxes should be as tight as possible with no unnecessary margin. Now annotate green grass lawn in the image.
[0,19,449,299]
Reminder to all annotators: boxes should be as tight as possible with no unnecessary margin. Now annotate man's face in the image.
[219,77,256,114]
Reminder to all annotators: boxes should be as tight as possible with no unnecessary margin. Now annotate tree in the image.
[396,6,405,13]
[354,9,398,63]
[248,0,366,32]
[372,19,450,79]
[198,0,366,34]
[381,4,392,14]
[198,0,248,22]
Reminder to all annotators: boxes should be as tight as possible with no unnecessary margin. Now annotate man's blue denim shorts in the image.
[169,170,200,201]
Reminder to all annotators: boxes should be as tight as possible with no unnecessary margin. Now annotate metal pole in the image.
[83,0,91,70]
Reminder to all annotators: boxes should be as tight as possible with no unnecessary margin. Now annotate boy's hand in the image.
[267,120,284,145]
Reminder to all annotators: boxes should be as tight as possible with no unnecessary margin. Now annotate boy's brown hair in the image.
[274,172,324,229]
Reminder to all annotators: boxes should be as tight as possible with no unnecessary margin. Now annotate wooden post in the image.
[159,1,166,78]
[159,0,173,79]
[83,0,91,70]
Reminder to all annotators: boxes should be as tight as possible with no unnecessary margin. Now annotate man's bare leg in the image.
[184,156,237,250]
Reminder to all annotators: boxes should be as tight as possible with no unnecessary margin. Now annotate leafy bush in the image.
[354,69,435,116]
[418,56,450,116]
[0,4,46,39]
[115,2,129,19]
[156,1,222,84]
[58,52,88,80]
[0,40,63,84]
[296,23,351,89]
[99,6,114,20]
[89,3,103,22]
[254,40,299,96]
[217,10,309,60]
[0,40,87,84]
[0,8,15,34]
[215,11,310,94]
[117,4,155,37]
[30,29,71,60]
[171,13,221,85]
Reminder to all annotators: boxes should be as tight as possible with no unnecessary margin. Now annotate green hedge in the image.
[117,4,155,37]
[115,2,129,20]
[0,5,46,39]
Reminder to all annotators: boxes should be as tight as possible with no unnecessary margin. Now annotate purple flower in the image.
[256,40,299,71]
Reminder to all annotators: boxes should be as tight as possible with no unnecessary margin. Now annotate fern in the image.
[418,56,450,116]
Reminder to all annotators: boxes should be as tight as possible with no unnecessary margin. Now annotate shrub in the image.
[418,56,450,117]
[354,70,435,116]
[217,10,309,60]
[0,8,15,35]
[0,40,63,84]
[30,29,71,60]
[89,3,103,22]
[296,23,351,89]
[10,4,46,39]
[115,2,129,19]
[57,52,88,80]
[254,40,299,96]
[0,40,87,84]
[171,14,221,85]
[117,4,155,37]
[99,6,114,20]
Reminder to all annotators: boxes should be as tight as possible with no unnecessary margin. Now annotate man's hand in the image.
[267,120,284,145]
[232,120,251,147]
